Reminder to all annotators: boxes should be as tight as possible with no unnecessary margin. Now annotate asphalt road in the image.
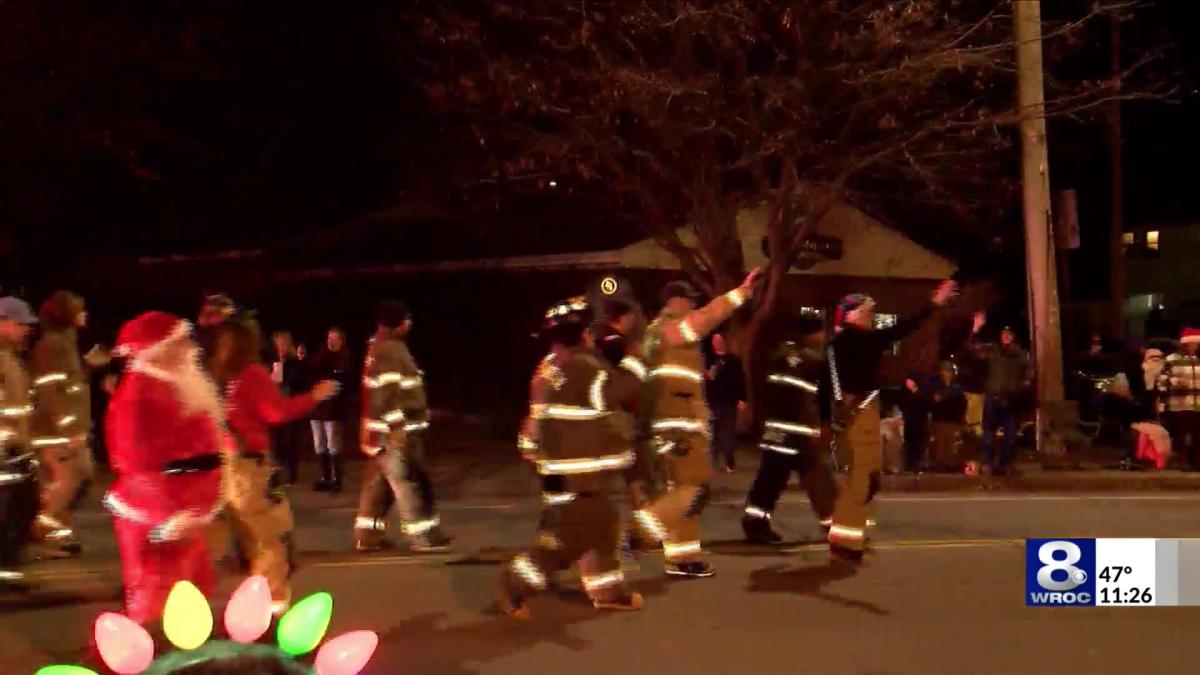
[7,492,1200,675]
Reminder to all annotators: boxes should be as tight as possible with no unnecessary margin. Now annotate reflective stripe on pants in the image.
[640,431,711,563]
[829,399,882,552]
[356,433,438,541]
[226,456,295,606]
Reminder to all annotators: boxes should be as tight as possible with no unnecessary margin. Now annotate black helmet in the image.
[541,295,591,332]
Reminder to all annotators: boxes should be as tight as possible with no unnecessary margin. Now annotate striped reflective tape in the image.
[541,492,576,506]
[619,356,647,380]
[517,435,538,451]
[663,540,702,559]
[744,505,771,520]
[0,405,32,418]
[759,443,798,455]
[382,409,407,424]
[634,509,667,541]
[725,288,747,308]
[651,418,708,434]
[401,516,440,535]
[33,373,68,387]
[31,437,71,448]
[582,571,624,591]
[829,524,865,541]
[512,555,547,590]
[589,371,609,411]
[354,516,386,531]
[365,420,390,433]
[767,373,818,392]
[537,451,634,475]
[648,365,703,382]
[57,415,77,428]
[764,420,820,437]
[529,404,607,421]
[678,320,699,344]
[403,421,430,433]
[363,372,423,390]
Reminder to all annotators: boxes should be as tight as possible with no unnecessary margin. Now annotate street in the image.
[6,487,1200,675]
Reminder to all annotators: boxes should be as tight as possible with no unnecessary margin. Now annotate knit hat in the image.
[113,311,190,358]
[1181,327,1200,345]
[833,293,875,331]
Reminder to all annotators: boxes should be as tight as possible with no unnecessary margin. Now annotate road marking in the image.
[779,538,1025,554]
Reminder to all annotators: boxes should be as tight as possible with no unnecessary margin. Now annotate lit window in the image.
[1122,232,1135,246]
[1146,231,1160,250]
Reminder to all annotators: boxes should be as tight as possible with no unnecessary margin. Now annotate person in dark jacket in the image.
[270,331,306,485]
[898,371,930,473]
[742,318,836,546]
[970,312,1031,475]
[706,332,746,472]
[308,327,353,491]
[819,280,957,564]
[928,361,968,472]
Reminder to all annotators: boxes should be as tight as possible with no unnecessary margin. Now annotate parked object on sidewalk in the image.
[1132,422,1172,470]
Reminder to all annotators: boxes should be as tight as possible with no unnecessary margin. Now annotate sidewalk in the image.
[76,438,1200,518]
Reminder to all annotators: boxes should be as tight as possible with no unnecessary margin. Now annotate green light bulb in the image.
[276,591,333,656]
[35,666,99,675]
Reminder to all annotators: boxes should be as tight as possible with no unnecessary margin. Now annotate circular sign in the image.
[600,277,619,295]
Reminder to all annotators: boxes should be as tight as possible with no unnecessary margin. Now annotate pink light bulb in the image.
[314,630,379,675]
[95,612,155,674]
[224,575,273,643]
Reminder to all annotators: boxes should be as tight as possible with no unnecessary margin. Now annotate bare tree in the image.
[405,0,1173,367]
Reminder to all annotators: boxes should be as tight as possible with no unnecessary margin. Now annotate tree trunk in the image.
[726,261,786,431]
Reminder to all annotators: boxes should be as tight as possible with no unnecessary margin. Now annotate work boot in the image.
[313,455,332,492]
[410,528,453,553]
[328,455,343,493]
[492,575,531,620]
[593,591,644,612]
[829,543,869,567]
[665,561,716,579]
[741,515,783,546]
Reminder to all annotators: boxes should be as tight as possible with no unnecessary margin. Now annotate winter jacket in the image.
[1159,352,1200,413]
[0,339,31,456]
[308,347,352,420]
[360,332,428,455]
[972,338,1031,400]
[30,291,90,450]
[223,363,317,454]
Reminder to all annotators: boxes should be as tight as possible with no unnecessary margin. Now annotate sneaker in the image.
[741,516,784,546]
[355,537,395,553]
[492,578,531,620]
[665,561,716,578]
[411,531,453,553]
[593,591,644,612]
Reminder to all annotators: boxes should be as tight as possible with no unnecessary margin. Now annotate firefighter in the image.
[354,301,451,553]
[593,296,657,511]
[29,291,107,556]
[821,281,956,564]
[0,297,40,590]
[627,269,761,578]
[495,296,644,617]
[742,318,837,545]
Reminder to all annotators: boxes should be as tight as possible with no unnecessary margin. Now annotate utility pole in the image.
[1108,12,1126,336]
[1014,0,1067,452]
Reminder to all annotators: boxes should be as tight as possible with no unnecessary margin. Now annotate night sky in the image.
[1,1,1196,306]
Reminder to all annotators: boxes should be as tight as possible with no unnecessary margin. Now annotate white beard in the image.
[171,360,224,422]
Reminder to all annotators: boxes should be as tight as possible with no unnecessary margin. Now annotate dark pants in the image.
[271,422,304,484]
[903,416,928,472]
[0,455,38,571]
[745,439,836,522]
[981,397,1018,467]
[1168,411,1200,469]
[710,403,738,469]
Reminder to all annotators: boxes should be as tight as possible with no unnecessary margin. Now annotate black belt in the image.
[162,454,222,475]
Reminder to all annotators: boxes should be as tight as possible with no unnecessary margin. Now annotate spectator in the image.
[970,312,1032,475]
[928,361,968,472]
[1158,328,1200,471]
[308,327,352,491]
[705,332,746,472]
[1131,344,1171,470]
[270,331,306,485]
[898,371,930,473]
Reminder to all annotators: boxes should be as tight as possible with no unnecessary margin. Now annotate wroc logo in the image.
[1026,538,1095,606]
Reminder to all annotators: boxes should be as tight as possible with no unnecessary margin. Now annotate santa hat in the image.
[1181,327,1200,345]
[113,311,191,359]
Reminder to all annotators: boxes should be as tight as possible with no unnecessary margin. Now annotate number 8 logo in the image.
[1037,541,1088,591]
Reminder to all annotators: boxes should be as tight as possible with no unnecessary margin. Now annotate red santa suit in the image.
[103,312,227,624]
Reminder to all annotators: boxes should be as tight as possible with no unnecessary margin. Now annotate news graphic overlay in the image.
[1027,539,1200,606]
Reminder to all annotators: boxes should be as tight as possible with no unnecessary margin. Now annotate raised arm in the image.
[656,269,761,347]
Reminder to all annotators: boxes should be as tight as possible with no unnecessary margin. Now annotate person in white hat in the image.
[104,311,228,624]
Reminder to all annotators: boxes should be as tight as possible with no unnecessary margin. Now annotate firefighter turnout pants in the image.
[355,433,439,546]
[637,431,712,563]
[499,486,628,604]
[226,454,295,609]
[0,454,38,576]
[828,400,882,553]
[35,439,94,545]
[745,439,836,526]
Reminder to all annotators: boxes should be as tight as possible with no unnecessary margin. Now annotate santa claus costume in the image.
[103,312,228,624]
